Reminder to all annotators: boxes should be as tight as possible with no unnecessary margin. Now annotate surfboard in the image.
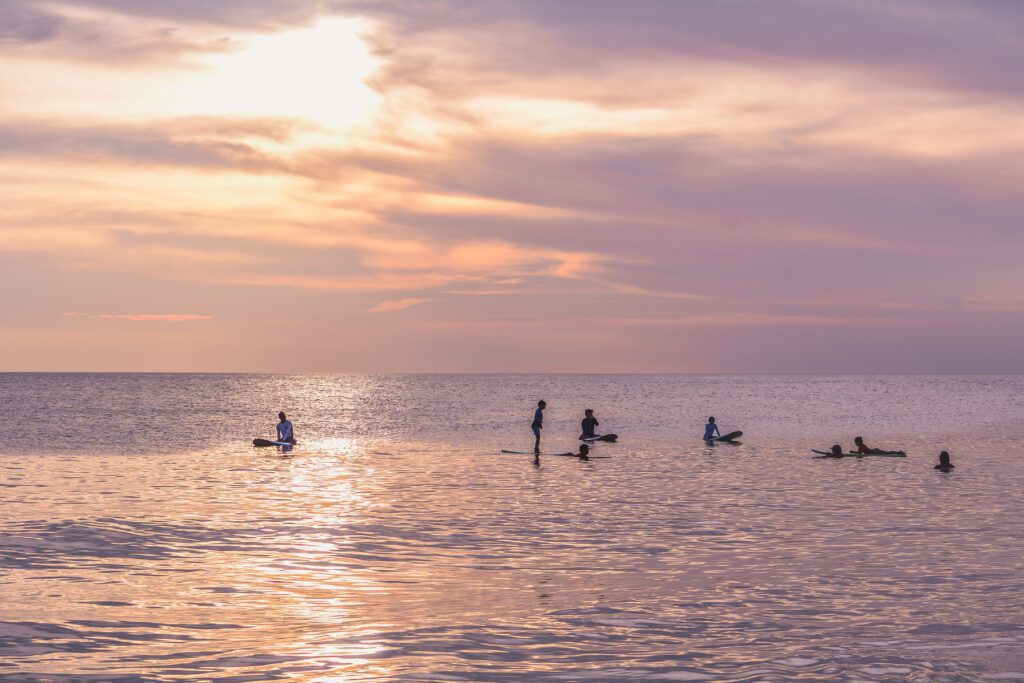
[708,431,742,442]
[499,450,610,458]
[847,450,906,457]
[811,449,906,458]
[501,450,573,455]
[581,433,618,442]
[253,439,295,447]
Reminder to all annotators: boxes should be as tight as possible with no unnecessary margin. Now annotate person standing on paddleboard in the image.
[581,409,599,439]
[532,400,546,454]
[277,412,295,445]
[704,417,721,441]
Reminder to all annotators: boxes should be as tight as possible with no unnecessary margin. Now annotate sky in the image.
[1,0,1023,372]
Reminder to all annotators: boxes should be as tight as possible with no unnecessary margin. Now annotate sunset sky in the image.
[2,0,1023,372]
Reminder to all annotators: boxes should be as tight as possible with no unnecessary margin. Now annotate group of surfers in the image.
[531,400,604,460]
[529,400,955,471]
[270,405,955,471]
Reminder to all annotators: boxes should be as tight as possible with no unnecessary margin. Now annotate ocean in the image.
[2,374,1023,681]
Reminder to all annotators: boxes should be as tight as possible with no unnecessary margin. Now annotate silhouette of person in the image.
[934,451,955,472]
[704,417,721,441]
[581,409,599,439]
[277,412,295,445]
[532,400,546,454]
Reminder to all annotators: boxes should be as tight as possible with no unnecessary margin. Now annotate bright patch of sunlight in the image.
[180,18,379,129]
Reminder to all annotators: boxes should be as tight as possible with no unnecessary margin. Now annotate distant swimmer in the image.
[934,451,955,472]
[581,409,599,439]
[704,417,721,441]
[575,444,591,461]
[826,444,845,458]
[277,412,296,445]
[854,436,904,456]
[532,400,546,454]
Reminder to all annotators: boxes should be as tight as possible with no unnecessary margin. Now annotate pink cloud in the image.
[371,297,429,312]
[62,312,213,322]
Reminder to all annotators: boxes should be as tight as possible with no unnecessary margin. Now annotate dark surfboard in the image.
[499,450,610,458]
[580,433,618,442]
[709,431,743,442]
[253,438,294,447]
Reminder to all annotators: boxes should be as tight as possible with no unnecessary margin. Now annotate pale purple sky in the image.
[2,0,1023,371]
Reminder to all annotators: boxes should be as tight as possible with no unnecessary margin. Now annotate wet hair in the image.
[708,416,715,422]
[831,444,842,455]
[939,451,951,464]
[278,412,286,420]
[584,408,593,415]
[538,400,546,408]
[854,436,864,443]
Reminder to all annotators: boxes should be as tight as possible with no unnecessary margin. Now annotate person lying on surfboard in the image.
[581,409,599,439]
[934,451,954,472]
[825,444,845,458]
[703,417,721,441]
[853,436,904,456]
[532,400,546,454]
[277,412,296,445]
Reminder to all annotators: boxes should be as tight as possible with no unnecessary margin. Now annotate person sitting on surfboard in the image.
[581,409,599,439]
[704,417,721,441]
[934,451,954,472]
[532,400,546,454]
[277,412,295,445]
[854,436,903,456]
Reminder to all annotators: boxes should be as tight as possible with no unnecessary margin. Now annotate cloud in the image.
[370,297,428,312]
[3,0,1024,371]
[339,0,1024,101]
[0,121,282,170]
[62,312,214,321]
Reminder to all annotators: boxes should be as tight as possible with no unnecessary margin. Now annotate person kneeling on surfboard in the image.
[704,417,721,441]
[581,409,599,439]
[532,400,546,454]
[854,436,903,456]
[934,451,954,472]
[277,412,296,445]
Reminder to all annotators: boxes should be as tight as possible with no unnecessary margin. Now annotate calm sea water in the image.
[2,374,1023,682]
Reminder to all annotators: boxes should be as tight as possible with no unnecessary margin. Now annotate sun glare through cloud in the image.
[178,18,380,129]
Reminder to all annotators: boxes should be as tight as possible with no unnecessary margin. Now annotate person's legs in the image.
[533,426,541,453]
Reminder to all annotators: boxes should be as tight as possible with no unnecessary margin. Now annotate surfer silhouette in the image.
[532,400,546,454]
[277,412,295,445]
[854,436,904,456]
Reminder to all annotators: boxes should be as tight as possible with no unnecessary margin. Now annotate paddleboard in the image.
[253,438,295,447]
[499,450,610,458]
[581,433,618,442]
